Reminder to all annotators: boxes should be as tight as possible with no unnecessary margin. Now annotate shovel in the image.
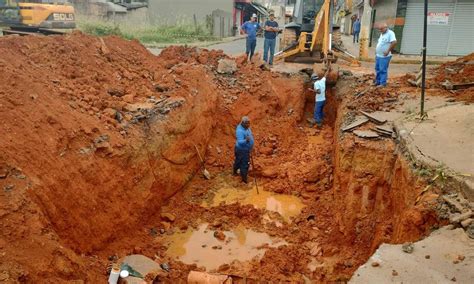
[194,144,211,180]
[250,151,259,194]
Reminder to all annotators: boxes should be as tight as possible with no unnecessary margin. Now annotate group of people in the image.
[240,13,281,65]
[233,15,398,183]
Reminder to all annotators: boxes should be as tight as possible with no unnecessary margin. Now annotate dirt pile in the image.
[0,32,308,282]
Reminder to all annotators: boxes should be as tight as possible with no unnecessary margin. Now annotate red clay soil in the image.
[0,33,440,282]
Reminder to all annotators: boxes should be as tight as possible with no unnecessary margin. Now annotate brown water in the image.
[164,223,286,271]
[204,186,305,222]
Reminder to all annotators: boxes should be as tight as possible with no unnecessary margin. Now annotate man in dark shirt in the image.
[263,13,280,66]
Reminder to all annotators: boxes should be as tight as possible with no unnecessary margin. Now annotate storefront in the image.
[400,0,473,56]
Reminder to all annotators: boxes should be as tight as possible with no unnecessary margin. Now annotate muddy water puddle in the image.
[204,186,305,222]
[164,223,286,271]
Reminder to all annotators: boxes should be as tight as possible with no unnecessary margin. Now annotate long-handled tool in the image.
[194,144,211,180]
[250,152,259,194]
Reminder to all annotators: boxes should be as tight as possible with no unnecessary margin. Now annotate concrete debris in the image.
[213,230,226,241]
[442,196,465,213]
[461,218,473,228]
[341,117,369,132]
[360,111,387,124]
[449,211,473,224]
[441,80,454,90]
[217,59,237,74]
[353,130,380,139]
[402,242,414,254]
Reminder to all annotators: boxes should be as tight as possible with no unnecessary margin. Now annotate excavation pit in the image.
[0,34,442,282]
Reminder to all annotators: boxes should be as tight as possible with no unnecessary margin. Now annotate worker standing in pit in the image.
[263,12,280,66]
[352,17,361,44]
[241,14,261,62]
[308,68,330,128]
[375,23,397,87]
[233,116,254,183]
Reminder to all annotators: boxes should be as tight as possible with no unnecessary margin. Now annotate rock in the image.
[160,263,170,272]
[260,146,274,156]
[3,184,14,192]
[392,270,398,276]
[213,231,226,241]
[107,88,125,97]
[161,213,176,222]
[425,255,430,259]
[122,94,135,103]
[103,108,117,119]
[217,59,237,74]
[154,84,169,93]
[261,168,278,179]
[402,242,414,253]
[309,243,322,256]
[160,221,171,230]
[371,262,380,267]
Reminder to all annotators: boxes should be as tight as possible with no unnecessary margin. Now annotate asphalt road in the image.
[148,37,280,58]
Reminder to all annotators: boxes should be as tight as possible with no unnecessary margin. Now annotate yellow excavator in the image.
[276,0,359,80]
[0,0,75,35]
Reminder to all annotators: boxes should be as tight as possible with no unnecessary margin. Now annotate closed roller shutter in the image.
[447,0,474,56]
[401,0,455,56]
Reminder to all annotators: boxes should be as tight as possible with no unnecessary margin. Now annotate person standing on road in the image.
[352,17,361,43]
[233,116,254,183]
[241,14,261,61]
[375,23,397,87]
[263,12,280,66]
[308,68,330,128]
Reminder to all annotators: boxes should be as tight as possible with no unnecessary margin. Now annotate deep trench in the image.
[91,78,437,282]
[36,76,438,282]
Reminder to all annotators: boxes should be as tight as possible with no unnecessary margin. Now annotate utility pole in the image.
[359,0,373,60]
[420,0,428,118]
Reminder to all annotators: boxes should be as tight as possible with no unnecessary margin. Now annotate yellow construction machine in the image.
[276,0,359,77]
[0,0,75,35]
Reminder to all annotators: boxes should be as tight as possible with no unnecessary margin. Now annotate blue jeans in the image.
[353,32,360,43]
[233,147,250,181]
[263,38,276,65]
[314,100,325,125]
[246,38,257,59]
[375,56,392,86]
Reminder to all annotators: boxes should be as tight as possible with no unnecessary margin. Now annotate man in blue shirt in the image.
[263,12,280,65]
[233,116,254,183]
[375,23,397,87]
[352,17,361,43]
[241,14,261,61]
[308,68,330,128]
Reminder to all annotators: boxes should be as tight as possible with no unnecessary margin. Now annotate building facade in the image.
[352,0,473,56]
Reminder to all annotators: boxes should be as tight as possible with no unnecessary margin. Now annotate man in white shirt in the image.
[308,68,330,128]
[375,23,397,86]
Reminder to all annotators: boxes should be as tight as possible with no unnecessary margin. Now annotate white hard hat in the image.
[252,13,257,18]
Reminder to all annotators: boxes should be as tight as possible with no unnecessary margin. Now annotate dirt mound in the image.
[0,32,309,282]
[433,53,474,84]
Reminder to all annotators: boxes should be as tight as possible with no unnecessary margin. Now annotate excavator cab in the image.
[1,0,75,35]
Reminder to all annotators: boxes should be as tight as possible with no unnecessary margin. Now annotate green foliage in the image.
[77,20,217,44]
